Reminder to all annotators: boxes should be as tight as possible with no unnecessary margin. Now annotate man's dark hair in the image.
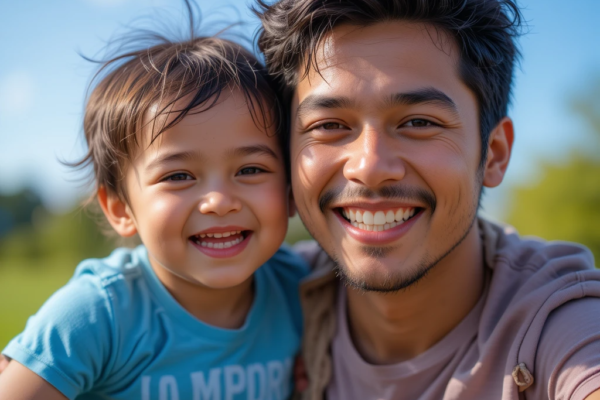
[255,0,523,165]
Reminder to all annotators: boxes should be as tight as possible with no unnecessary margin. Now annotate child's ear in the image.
[97,186,138,237]
[287,186,297,218]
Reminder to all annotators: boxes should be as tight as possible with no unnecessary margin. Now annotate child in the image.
[0,13,308,400]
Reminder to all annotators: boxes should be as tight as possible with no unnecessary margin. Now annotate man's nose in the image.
[343,127,406,188]
[199,188,242,216]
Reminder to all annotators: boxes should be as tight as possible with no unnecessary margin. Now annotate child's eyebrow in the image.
[147,150,201,169]
[228,145,279,160]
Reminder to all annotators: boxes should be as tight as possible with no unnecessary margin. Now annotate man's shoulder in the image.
[481,217,595,275]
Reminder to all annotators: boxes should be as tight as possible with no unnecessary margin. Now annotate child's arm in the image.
[0,360,67,400]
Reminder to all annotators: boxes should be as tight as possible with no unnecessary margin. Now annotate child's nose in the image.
[199,191,242,216]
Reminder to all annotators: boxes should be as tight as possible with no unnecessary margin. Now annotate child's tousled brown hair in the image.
[72,2,284,203]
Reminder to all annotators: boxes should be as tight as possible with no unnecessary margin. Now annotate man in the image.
[256,0,600,399]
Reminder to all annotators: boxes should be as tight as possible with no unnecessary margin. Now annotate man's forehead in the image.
[294,21,461,101]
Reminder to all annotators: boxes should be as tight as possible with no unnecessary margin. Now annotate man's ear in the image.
[482,116,514,188]
[97,186,137,237]
[288,186,297,218]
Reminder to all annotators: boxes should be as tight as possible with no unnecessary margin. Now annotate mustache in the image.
[319,185,436,213]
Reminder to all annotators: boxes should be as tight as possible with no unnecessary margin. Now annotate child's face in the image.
[106,90,290,289]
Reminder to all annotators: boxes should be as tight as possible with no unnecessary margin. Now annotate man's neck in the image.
[346,223,486,365]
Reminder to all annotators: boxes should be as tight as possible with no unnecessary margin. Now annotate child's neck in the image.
[152,264,255,329]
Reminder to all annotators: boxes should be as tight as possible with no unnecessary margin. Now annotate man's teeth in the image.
[342,208,416,231]
[200,236,244,249]
[198,230,241,239]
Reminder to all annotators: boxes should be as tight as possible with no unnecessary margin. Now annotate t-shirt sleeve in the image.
[2,272,115,400]
[532,297,600,400]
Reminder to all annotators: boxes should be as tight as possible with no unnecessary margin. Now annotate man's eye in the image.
[403,119,434,128]
[317,122,347,130]
[237,167,264,176]
[165,173,192,181]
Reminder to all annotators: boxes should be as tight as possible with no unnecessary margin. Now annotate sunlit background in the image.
[1,0,599,348]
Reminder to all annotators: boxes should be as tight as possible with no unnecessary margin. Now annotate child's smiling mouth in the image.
[189,228,252,258]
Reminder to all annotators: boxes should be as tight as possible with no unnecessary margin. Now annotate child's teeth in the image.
[198,236,244,249]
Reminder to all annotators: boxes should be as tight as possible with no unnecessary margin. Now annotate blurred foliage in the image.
[507,80,600,263]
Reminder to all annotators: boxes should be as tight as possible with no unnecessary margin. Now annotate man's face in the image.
[290,21,485,291]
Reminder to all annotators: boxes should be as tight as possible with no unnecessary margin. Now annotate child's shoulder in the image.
[73,245,147,284]
[262,244,311,277]
[257,245,311,294]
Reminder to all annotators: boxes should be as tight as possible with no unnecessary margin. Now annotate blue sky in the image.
[1,0,599,217]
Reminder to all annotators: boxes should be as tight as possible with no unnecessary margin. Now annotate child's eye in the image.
[237,167,264,176]
[164,172,192,181]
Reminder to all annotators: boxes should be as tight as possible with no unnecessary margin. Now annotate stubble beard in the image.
[331,215,477,293]
[310,184,482,294]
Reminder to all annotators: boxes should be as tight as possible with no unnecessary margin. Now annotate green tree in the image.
[507,80,600,263]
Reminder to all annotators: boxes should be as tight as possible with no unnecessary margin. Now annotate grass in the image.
[0,261,74,349]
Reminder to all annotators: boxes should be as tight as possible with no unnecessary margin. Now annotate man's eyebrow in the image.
[147,150,201,169]
[385,88,459,115]
[229,144,279,160]
[295,95,355,119]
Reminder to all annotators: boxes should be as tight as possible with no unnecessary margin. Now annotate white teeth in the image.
[386,210,395,223]
[343,207,416,232]
[207,233,214,238]
[214,233,222,238]
[374,211,386,225]
[200,233,206,238]
[356,210,363,223]
[199,237,243,249]
[222,232,230,238]
[395,209,404,222]
[363,211,374,225]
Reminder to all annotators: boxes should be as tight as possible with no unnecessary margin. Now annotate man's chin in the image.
[332,255,435,293]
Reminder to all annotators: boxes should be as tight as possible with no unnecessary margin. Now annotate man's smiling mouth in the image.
[338,207,421,232]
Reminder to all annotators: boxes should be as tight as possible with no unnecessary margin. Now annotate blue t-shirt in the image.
[3,245,309,400]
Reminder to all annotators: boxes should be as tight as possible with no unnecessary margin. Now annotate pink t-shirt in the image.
[327,229,600,400]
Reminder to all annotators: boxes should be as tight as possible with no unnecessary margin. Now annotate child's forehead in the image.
[135,90,280,161]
